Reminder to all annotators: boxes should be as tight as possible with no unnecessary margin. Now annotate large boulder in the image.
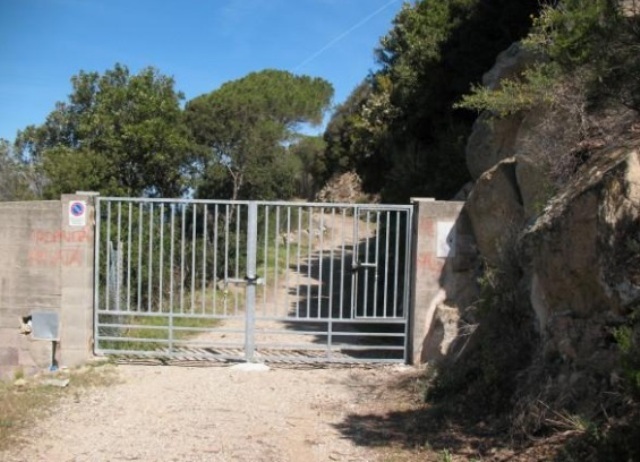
[521,143,640,359]
[466,112,524,180]
[465,158,525,266]
[465,42,538,180]
[451,36,640,435]
[515,153,553,221]
[482,42,536,91]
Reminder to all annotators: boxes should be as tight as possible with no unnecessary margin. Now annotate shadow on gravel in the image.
[329,372,575,461]
[333,403,599,460]
[335,407,640,461]
[333,407,510,457]
[333,406,591,461]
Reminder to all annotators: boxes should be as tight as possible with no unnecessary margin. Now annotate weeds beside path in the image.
[0,363,118,454]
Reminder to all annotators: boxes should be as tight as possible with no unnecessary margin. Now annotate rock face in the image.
[522,146,640,356]
[465,42,537,180]
[454,40,640,420]
[464,39,640,330]
[465,158,524,266]
[466,112,524,180]
[481,42,536,91]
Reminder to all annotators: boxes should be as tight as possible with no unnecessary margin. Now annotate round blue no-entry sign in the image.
[69,200,87,226]
[70,202,85,217]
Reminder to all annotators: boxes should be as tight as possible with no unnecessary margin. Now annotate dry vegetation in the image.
[0,362,117,452]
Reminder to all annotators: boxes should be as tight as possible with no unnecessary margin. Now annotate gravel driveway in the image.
[3,363,417,462]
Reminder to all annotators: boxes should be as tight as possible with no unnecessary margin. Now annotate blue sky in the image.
[0,0,405,144]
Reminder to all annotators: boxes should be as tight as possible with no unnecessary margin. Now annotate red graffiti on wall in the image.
[27,247,84,267]
[31,228,92,245]
[27,227,91,267]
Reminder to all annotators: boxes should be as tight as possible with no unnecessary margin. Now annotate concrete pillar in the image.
[59,193,98,367]
[409,198,467,364]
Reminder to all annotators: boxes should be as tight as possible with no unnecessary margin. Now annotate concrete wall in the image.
[410,198,477,364]
[0,194,96,379]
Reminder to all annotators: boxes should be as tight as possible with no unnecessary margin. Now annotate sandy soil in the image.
[2,363,419,462]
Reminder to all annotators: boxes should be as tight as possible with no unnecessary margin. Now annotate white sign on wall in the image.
[68,201,87,227]
[436,221,456,258]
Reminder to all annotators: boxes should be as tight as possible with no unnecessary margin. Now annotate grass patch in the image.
[97,284,239,353]
[0,363,117,452]
[97,312,223,352]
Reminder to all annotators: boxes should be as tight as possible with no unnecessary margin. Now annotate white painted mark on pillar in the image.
[436,221,456,258]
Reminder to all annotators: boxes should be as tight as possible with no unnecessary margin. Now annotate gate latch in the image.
[224,275,264,286]
[351,261,377,272]
[244,274,264,286]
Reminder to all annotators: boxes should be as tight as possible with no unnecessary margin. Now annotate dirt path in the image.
[2,363,419,462]
[196,211,377,357]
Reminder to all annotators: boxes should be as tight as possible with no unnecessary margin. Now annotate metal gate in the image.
[94,198,413,364]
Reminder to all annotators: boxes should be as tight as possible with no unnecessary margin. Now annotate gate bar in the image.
[244,202,258,362]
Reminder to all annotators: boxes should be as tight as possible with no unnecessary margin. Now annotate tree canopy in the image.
[324,0,541,202]
[15,64,193,198]
[0,139,37,200]
[287,135,327,199]
[323,77,395,193]
[185,69,333,201]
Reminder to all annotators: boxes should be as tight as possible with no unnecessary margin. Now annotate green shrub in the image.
[614,321,640,397]
[458,0,640,116]
[527,0,616,67]
[456,64,558,116]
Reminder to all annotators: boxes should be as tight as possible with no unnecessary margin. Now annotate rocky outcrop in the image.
[466,112,524,180]
[511,144,640,422]
[453,39,640,425]
[482,42,537,91]
[523,146,640,329]
[465,158,524,266]
[465,42,537,180]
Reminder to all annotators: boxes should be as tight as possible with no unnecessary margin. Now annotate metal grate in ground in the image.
[109,345,403,365]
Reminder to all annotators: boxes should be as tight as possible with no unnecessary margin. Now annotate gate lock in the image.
[224,275,265,286]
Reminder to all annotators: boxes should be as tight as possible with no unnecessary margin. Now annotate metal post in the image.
[403,207,414,364]
[93,197,102,353]
[169,205,175,352]
[244,202,258,362]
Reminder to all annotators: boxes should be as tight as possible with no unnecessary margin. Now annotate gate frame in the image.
[93,197,415,364]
